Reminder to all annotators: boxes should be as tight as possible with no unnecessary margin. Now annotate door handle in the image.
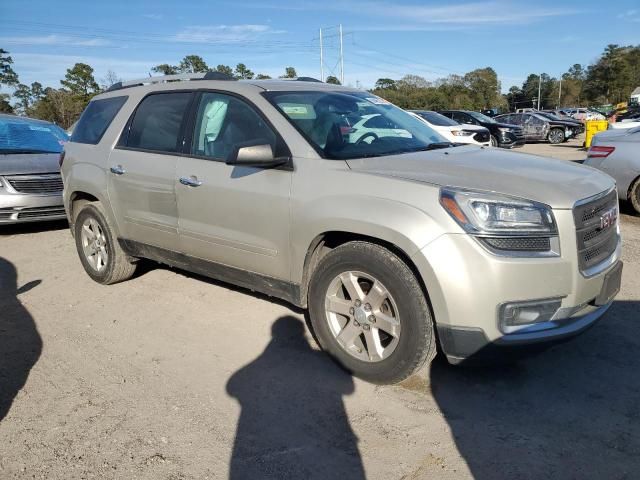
[179,176,203,187]
[110,165,126,175]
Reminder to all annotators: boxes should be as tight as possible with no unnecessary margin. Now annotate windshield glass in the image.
[412,110,459,127]
[0,116,68,154]
[467,111,496,124]
[264,91,449,159]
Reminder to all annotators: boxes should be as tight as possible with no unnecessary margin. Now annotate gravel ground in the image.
[1,140,639,479]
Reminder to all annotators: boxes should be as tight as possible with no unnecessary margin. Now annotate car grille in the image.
[0,206,66,221]
[573,189,619,273]
[513,128,525,141]
[473,131,490,143]
[6,173,63,195]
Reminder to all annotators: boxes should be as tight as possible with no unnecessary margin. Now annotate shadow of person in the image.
[227,316,365,480]
[430,300,640,479]
[0,257,43,422]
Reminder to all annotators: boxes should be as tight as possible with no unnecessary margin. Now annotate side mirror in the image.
[226,141,288,168]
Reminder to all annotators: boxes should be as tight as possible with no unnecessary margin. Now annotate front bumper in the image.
[0,192,66,224]
[498,131,524,148]
[411,212,622,363]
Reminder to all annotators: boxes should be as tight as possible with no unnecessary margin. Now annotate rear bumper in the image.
[0,193,66,224]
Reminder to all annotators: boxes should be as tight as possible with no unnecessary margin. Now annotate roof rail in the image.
[105,71,236,92]
[275,77,323,83]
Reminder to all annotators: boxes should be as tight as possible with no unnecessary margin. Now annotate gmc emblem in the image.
[600,207,618,230]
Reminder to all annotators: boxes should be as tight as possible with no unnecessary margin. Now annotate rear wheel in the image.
[630,177,640,215]
[308,241,436,384]
[548,128,565,144]
[74,202,137,284]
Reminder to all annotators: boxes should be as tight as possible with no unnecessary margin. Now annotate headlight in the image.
[497,127,512,133]
[440,187,559,256]
[451,130,474,136]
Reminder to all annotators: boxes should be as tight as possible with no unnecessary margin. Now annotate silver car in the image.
[62,73,622,384]
[0,114,68,224]
[584,126,640,214]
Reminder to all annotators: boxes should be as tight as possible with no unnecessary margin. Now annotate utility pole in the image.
[319,27,324,82]
[557,78,562,108]
[339,24,344,85]
[537,73,542,110]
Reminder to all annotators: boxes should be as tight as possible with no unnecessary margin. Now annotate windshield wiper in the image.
[415,142,458,151]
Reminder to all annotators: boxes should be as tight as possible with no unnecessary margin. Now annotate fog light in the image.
[499,298,563,334]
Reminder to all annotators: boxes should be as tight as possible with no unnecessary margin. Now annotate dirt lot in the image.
[1,140,639,479]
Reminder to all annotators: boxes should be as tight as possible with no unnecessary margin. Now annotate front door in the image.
[523,114,546,141]
[107,91,193,252]
[176,91,292,281]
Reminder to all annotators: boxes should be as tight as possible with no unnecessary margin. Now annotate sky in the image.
[1,0,639,92]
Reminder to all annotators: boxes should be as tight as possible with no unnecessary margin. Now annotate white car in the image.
[348,114,412,143]
[570,108,605,122]
[609,118,640,130]
[408,110,491,146]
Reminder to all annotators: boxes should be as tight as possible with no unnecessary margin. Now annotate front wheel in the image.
[548,128,565,144]
[490,135,499,147]
[74,202,137,285]
[629,177,640,215]
[308,242,436,384]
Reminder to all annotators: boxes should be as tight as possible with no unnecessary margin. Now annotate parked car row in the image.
[494,112,581,144]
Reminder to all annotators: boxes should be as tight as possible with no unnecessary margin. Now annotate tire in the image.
[490,135,499,147]
[74,202,137,285]
[630,177,640,215]
[308,241,436,384]
[548,128,565,144]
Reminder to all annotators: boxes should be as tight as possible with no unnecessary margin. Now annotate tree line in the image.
[372,44,640,112]
[1,44,638,129]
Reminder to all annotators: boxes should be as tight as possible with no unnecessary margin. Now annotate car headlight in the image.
[440,187,559,256]
[497,127,512,133]
[451,130,474,136]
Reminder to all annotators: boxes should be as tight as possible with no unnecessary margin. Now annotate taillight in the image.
[59,151,66,167]
[587,145,615,158]
[340,126,355,135]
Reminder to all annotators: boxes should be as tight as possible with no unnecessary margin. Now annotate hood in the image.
[491,122,521,130]
[0,152,61,176]
[458,124,488,132]
[346,146,614,209]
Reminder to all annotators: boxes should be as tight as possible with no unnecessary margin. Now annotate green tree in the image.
[256,73,271,79]
[0,93,13,114]
[215,64,234,76]
[152,63,178,75]
[61,63,100,101]
[30,81,45,102]
[13,83,33,113]
[31,88,84,129]
[463,67,501,109]
[178,55,209,73]
[374,78,396,90]
[325,75,341,85]
[234,63,254,79]
[281,67,297,78]
[0,48,19,88]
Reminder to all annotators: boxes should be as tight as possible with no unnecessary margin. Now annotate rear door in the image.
[523,114,546,140]
[175,91,292,280]
[107,91,193,252]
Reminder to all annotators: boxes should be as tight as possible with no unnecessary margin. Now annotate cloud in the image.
[143,13,164,20]
[234,1,580,27]
[171,24,285,43]
[618,9,640,22]
[0,35,112,47]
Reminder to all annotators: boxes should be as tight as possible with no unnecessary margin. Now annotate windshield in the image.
[264,91,450,159]
[467,111,496,124]
[0,116,68,154]
[412,110,459,127]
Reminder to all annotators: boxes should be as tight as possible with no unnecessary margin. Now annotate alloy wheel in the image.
[81,217,108,272]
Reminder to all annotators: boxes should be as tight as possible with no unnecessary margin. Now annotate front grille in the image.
[513,128,525,140]
[17,206,66,219]
[573,189,619,273]
[473,131,490,143]
[482,237,551,252]
[6,173,63,195]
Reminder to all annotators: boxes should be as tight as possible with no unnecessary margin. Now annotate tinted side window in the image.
[191,92,277,162]
[127,92,192,153]
[71,96,127,144]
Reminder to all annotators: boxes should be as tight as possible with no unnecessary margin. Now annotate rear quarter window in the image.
[71,96,128,145]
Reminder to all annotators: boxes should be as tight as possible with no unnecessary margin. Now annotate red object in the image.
[587,145,615,158]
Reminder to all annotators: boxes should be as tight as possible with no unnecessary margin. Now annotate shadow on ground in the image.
[0,219,68,236]
[430,300,640,479]
[226,316,365,480]
[0,257,43,422]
